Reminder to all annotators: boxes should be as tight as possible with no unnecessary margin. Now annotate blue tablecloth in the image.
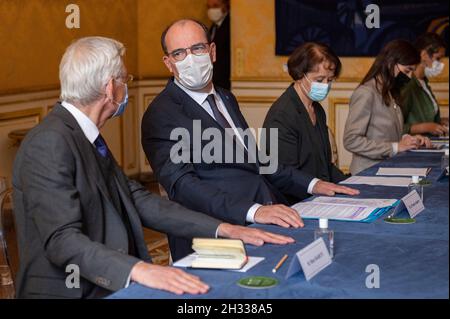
[109,152,449,299]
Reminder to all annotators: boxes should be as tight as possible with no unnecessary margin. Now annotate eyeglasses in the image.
[167,43,210,62]
[116,74,134,85]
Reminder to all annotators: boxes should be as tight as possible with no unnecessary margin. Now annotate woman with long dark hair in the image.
[344,39,431,174]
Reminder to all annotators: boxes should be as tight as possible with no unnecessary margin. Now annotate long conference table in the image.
[109,151,449,299]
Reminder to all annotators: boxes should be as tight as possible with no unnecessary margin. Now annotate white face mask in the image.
[425,60,445,78]
[208,8,224,23]
[175,53,214,91]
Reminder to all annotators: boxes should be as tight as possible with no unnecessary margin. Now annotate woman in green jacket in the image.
[401,33,448,136]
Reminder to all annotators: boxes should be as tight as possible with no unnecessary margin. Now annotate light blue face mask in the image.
[302,74,332,102]
[112,84,128,117]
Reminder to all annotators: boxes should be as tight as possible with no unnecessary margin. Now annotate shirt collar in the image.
[174,78,217,106]
[215,12,228,27]
[61,101,100,144]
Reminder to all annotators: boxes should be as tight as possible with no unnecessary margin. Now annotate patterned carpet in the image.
[144,228,170,266]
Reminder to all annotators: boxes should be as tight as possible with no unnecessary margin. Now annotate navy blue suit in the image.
[141,79,314,260]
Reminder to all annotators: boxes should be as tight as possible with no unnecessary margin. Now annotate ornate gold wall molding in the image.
[327,97,350,137]
[0,108,46,122]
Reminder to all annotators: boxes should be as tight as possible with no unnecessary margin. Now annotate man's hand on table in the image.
[130,262,209,295]
[312,180,360,196]
[253,204,304,228]
[217,223,296,246]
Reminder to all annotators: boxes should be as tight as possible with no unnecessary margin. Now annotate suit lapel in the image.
[76,132,121,215]
[389,102,403,138]
[313,105,330,168]
[216,89,248,131]
[289,88,328,169]
[169,81,223,131]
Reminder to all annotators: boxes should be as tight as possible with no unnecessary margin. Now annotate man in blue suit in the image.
[141,19,359,261]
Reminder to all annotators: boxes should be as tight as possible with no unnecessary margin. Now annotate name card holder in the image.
[285,238,332,281]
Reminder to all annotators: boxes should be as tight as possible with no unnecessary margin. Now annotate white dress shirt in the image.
[174,80,319,223]
[61,101,99,144]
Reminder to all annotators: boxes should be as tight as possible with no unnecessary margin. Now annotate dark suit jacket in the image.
[141,79,314,260]
[210,14,231,90]
[12,103,222,299]
[263,85,347,204]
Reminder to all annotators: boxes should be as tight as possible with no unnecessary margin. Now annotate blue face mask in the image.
[112,84,128,117]
[302,74,331,102]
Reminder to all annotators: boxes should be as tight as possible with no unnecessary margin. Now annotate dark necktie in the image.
[94,135,108,158]
[210,24,217,41]
[206,94,231,128]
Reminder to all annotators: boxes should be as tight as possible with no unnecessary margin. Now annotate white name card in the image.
[402,190,425,218]
[390,190,425,219]
[285,238,332,281]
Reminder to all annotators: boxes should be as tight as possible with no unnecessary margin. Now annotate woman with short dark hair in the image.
[401,33,448,136]
[263,42,346,204]
[344,40,432,175]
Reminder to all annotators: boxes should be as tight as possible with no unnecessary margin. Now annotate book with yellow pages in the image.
[189,238,249,270]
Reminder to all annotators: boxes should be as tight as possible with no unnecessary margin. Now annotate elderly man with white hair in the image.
[12,36,295,299]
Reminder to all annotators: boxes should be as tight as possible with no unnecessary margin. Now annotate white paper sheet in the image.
[173,254,265,273]
[291,197,397,222]
[340,176,412,187]
[376,167,430,177]
[311,196,397,207]
[291,201,375,221]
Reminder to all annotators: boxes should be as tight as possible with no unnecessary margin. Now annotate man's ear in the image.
[163,56,174,73]
[105,78,114,101]
[210,42,217,63]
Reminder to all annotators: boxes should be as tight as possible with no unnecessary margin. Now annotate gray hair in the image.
[59,36,125,106]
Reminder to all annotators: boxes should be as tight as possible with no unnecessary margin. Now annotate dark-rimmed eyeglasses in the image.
[167,43,210,61]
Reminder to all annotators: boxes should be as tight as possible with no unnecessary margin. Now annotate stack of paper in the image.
[340,176,412,187]
[291,197,398,223]
[376,167,430,177]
